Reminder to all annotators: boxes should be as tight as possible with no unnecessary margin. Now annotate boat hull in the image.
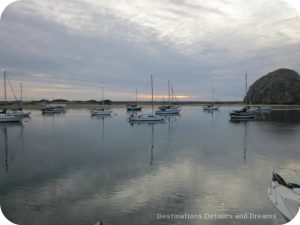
[155,109,180,115]
[203,106,219,111]
[126,106,143,111]
[91,110,112,116]
[7,111,31,117]
[268,182,300,221]
[42,109,65,114]
[0,115,22,123]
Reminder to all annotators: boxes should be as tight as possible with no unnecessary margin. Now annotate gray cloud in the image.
[0,0,299,100]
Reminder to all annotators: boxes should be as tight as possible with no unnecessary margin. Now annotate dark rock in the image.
[244,68,300,104]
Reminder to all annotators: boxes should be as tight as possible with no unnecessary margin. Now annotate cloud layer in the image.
[0,0,299,100]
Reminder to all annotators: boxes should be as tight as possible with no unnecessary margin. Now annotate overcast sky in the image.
[0,0,300,101]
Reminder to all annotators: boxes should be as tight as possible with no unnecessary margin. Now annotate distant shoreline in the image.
[1,101,300,110]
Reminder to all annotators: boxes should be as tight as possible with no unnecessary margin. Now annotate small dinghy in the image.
[268,170,300,221]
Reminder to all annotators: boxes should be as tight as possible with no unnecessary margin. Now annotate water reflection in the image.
[243,122,248,163]
[150,124,154,166]
[265,110,300,124]
[0,108,299,225]
[0,124,23,173]
[3,126,8,172]
[91,115,112,143]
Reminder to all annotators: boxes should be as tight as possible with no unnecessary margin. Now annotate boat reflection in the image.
[128,119,165,126]
[228,120,249,163]
[150,124,154,166]
[265,110,300,124]
[0,124,23,173]
[243,122,248,163]
[91,115,112,143]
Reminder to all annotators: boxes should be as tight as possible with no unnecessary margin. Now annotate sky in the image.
[0,0,300,101]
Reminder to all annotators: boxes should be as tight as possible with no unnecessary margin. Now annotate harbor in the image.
[0,106,300,225]
[1,0,300,224]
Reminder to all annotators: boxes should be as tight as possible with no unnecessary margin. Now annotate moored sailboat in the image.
[0,71,21,123]
[126,89,143,111]
[230,73,262,120]
[42,103,67,114]
[203,86,219,111]
[91,87,112,116]
[155,80,181,115]
[7,83,31,117]
[129,75,164,122]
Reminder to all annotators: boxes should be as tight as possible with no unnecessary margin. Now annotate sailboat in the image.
[126,88,143,111]
[91,87,112,116]
[129,75,164,122]
[155,80,181,115]
[268,169,300,221]
[0,71,22,123]
[230,73,261,120]
[7,82,31,117]
[203,86,219,111]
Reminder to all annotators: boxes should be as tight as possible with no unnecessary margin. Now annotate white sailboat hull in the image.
[155,109,180,115]
[42,104,67,114]
[230,106,264,120]
[203,105,219,111]
[0,114,22,123]
[91,110,112,115]
[7,110,31,117]
[268,181,300,221]
[251,106,272,113]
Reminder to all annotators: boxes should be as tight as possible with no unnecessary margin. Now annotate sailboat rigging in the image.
[7,82,31,117]
[129,75,164,122]
[156,80,181,115]
[91,87,112,116]
[0,71,22,123]
[126,88,143,111]
[203,86,219,111]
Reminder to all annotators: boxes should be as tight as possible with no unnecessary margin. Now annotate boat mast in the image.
[171,85,174,104]
[245,72,248,105]
[151,75,154,115]
[211,86,213,105]
[136,88,138,104]
[172,85,178,103]
[4,71,7,113]
[102,87,104,108]
[168,80,171,105]
[20,82,23,109]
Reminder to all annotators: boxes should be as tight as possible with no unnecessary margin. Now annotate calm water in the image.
[1,106,300,225]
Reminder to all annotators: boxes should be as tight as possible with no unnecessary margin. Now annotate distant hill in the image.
[245,68,300,104]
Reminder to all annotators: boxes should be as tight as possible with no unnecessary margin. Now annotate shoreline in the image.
[1,101,300,110]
